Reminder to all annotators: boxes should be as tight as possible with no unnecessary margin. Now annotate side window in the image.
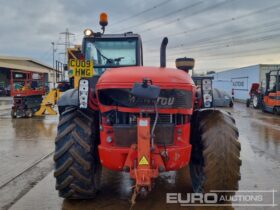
[269,76,276,91]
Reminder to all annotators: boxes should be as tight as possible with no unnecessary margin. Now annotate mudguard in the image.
[57,88,79,107]
[57,76,100,109]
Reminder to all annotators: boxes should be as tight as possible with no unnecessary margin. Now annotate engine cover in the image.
[97,66,195,85]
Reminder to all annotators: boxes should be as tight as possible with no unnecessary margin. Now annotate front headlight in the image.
[84,29,94,37]
[203,93,212,108]
[202,79,213,108]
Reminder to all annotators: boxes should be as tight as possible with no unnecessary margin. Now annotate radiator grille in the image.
[113,123,174,147]
[99,88,193,109]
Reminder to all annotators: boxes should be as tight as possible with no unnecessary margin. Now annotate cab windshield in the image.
[85,39,137,75]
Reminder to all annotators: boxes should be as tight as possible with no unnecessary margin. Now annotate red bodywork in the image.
[10,70,46,97]
[90,66,195,189]
[92,67,195,171]
[249,83,260,97]
[264,91,280,107]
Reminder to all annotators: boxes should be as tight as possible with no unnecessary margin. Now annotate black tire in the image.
[273,107,280,115]
[246,99,250,107]
[25,109,33,118]
[58,106,66,116]
[261,101,266,113]
[54,107,101,199]
[11,109,17,118]
[190,110,241,197]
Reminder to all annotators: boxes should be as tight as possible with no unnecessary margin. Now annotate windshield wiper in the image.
[113,57,125,65]
[95,48,125,66]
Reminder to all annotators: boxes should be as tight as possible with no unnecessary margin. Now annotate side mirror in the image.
[131,79,160,100]
[175,57,195,72]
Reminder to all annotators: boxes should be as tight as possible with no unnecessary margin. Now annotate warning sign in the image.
[139,156,149,165]
[68,59,94,77]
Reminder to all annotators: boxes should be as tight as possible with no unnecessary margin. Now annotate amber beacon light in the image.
[100,12,108,33]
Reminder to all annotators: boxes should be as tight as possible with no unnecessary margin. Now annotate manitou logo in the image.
[129,95,175,106]
[157,97,175,106]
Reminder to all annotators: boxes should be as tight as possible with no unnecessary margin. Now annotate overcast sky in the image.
[0,0,280,73]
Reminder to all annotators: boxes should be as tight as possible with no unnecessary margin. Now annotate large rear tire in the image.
[246,99,250,107]
[58,106,66,116]
[54,107,101,199]
[190,110,241,197]
[273,106,280,115]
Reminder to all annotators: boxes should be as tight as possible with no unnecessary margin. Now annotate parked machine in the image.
[246,83,261,109]
[192,76,214,108]
[193,76,233,108]
[10,70,46,118]
[54,13,241,202]
[246,70,280,114]
[34,88,63,116]
[262,69,280,114]
[35,47,81,116]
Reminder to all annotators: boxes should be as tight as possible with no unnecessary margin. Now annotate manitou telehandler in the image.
[54,13,241,202]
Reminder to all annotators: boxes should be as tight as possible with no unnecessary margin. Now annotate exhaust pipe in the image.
[160,37,168,68]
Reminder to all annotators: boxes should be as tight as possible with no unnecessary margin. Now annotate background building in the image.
[0,56,54,96]
[211,64,280,101]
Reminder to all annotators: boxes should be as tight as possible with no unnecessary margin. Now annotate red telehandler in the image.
[54,13,241,202]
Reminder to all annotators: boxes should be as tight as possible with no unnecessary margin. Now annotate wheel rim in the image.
[12,111,16,118]
[26,110,32,118]
[253,96,258,107]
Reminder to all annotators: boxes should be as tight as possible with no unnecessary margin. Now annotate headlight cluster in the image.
[202,79,213,108]
[83,29,94,37]
[79,79,89,109]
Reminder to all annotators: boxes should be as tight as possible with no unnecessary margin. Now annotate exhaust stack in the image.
[160,37,168,68]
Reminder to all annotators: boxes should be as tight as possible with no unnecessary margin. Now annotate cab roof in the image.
[86,32,141,39]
